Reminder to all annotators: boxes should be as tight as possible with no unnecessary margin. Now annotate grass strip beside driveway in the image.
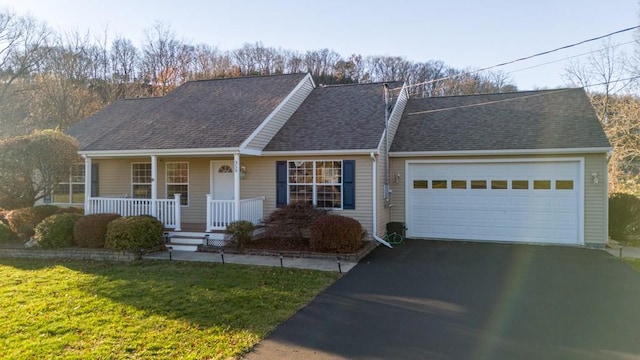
[0,258,339,359]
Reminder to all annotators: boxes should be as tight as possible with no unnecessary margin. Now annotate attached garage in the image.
[405,159,582,245]
[389,88,611,248]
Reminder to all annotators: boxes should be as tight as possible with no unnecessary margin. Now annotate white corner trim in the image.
[239,73,314,151]
[390,147,612,157]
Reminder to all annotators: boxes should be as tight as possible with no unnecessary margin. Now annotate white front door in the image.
[211,161,234,200]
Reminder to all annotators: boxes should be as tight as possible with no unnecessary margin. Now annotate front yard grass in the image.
[0,258,339,359]
[624,258,640,273]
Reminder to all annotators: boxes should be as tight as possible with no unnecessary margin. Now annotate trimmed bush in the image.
[309,214,364,253]
[609,192,640,241]
[105,215,164,251]
[35,213,82,249]
[225,220,255,252]
[263,202,327,240]
[74,213,121,248]
[56,207,84,215]
[0,222,15,242]
[5,205,60,241]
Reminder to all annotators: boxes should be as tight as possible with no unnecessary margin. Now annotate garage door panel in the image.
[407,161,581,245]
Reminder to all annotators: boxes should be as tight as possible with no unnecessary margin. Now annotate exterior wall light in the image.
[240,165,247,179]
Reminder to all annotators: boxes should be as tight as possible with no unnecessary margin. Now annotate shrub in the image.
[74,213,121,248]
[0,207,7,225]
[5,205,60,241]
[609,193,640,241]
[35,213,82,249]
[105,215,164,251]
[309,214,364,253]
[57,207,84,215]
[225,220,255,252]
[263,202,327,240]
[0,222,15,242]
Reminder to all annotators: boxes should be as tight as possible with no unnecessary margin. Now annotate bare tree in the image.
[141,22,190,96]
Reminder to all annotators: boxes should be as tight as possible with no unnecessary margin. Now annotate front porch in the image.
[85,195,265,232]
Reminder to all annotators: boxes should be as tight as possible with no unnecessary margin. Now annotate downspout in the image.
[371,152,392,248]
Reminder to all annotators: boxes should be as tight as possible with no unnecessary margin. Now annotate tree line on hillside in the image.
[0,10,516,137]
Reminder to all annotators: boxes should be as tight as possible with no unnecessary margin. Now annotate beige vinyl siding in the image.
[389,158,406,225]
[243,75,315,151]
[239,155,374,236]
[389,153,608,246]
[584,153,608,246]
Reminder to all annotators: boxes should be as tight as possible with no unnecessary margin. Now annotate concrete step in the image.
[166,243,199,252]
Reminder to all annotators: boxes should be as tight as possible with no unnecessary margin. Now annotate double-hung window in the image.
[166,162,189,206]
[132,163,152,199]
[288,160,342,209]
[51,164,85,204]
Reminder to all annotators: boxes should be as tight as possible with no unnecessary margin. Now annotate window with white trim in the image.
[51,164,85,204]
[288,160,342,209]
[166,162,189,206]
[132,163,152,199]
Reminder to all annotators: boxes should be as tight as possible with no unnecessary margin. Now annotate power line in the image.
[390,25,640,92]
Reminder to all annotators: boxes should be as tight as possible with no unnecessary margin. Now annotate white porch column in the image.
[151,155,158,217]
[233,153,241,221]
[83,156,92,215]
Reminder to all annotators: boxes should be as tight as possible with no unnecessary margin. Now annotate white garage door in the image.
[406,160,582,245]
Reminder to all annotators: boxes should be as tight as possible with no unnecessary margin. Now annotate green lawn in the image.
[0,258,339,359]
[625,258,640,273]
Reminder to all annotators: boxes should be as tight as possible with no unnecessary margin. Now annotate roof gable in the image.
[264,81,404,152]
[391,88,611,153]
[68,73,308,152]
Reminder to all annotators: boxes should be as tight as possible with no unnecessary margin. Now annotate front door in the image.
[211,161,235,200]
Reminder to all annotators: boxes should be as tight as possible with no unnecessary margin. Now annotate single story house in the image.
[64,73,611,249]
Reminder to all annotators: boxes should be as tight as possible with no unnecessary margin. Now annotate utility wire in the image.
[390,25,640,92]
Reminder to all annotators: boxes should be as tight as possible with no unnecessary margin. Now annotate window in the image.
[431,180,447,189]
[471,180,487,189]
[452,180,467,189]
[512,180,529,190]
[533,180,551,190]
[413,180,428,189]
[288,160,342,209]
[51,164,85,204]
[132,163,152,199]
[166,162,189,206]
[491,180,508,189]
[556,180,574,190]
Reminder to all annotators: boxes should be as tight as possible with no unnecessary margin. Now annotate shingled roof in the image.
[264,81,404,151]
[67,73,308,151]
[390,88,610,153]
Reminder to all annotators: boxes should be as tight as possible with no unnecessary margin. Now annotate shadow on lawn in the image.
[58,260,335,330]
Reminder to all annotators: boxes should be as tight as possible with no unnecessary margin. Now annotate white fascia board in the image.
[262,149,379,156]
[239,148,262,156]
[390,147,612,157]
[239,73,314,151]
[79,147,240,158]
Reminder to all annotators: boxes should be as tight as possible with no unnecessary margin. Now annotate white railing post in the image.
[206,194,213,232]
[151,155,157,218]
[233,153,241,221]
[174,193,181,231]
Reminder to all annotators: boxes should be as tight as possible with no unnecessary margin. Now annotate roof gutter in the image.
[261,149,380,156]
[389,147,612,157]
[78,147,241,158]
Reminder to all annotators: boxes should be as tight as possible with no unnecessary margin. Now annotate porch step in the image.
[166,243,199,252]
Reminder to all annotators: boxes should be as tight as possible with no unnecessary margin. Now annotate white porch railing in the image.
[206,195,265,231]
[86,194,182,230]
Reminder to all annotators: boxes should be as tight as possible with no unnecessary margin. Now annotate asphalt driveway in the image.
[245,240,640,360]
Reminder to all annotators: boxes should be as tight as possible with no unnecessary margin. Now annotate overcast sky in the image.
[4,0,639,90]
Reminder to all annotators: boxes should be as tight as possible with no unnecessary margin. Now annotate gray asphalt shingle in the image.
[265,81,404,151]
[391,88,610,152]
[68,73,308,151]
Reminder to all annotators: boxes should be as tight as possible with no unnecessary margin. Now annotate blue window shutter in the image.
[276,161,287,208]
[91,163,99,197]
[343,160,355,210]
